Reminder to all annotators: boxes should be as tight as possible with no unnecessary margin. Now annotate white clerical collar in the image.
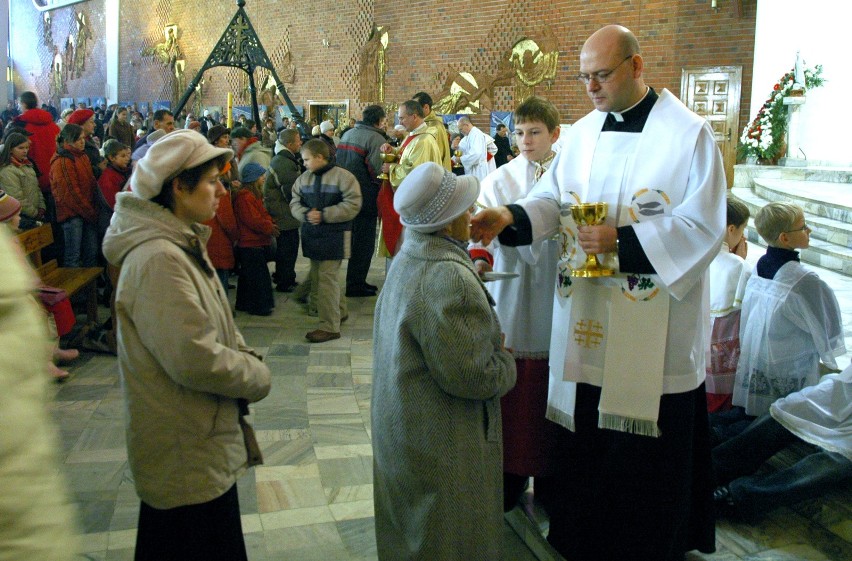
[609,86,651,122]
[409,122,428,135]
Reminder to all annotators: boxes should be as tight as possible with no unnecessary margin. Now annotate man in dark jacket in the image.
[335,105,388,297]
[264,128,304,292]
[494,123,514,168]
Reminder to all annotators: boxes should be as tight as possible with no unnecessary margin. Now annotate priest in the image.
[377,100,442,256]
[471,25,725,561]
[412,91,452,171]
[452,116,491,180]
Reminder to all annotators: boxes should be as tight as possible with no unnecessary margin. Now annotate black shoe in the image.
[364,282,378,291]
[346,286,377,297]
[276,283,297,293]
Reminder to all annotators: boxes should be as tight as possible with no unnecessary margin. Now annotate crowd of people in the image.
[1,22,850,561]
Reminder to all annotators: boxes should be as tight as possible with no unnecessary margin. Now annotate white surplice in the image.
[514,89,726,433]
[733,260,846,416]
[475,154,558,357]
[771,365,852,461]
[459,126,490,181]
[709,243,751,318]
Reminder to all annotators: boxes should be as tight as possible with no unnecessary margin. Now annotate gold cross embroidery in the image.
[573,319,604,348]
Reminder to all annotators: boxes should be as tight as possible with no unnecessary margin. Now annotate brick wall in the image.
[9,0,756,132]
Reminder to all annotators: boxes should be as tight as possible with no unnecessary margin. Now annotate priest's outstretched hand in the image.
[470,206,514,246]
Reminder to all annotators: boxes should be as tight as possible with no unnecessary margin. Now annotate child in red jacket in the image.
[97,139,131,235]
[233,163,279,316]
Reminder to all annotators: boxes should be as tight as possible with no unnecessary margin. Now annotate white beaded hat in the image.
[395,162,479,233]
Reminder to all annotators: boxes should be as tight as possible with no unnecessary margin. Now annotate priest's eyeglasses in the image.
[576,55,633,85]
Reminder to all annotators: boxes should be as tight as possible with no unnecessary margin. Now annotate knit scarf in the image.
[11,155,32,167]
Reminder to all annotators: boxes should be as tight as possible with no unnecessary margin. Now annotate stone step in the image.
[732,187,852,248]
[731,187,852,276]
[752,178,852,223]
[734,163,852,189]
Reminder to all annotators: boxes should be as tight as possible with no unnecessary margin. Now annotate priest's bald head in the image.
[579,25,647,114]
[456,116,473,136]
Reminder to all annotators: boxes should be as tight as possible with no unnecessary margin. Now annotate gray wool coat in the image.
[372,230,517,561]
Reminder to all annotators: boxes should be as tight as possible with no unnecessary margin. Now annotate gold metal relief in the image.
[360,25,390,103]
[433,27,559,114]
[143,23,186,105]
[71,11,91,79]
[509,28,559,106]
[50,47,65,97]
[42,12,52,47]
[433,62,514,115]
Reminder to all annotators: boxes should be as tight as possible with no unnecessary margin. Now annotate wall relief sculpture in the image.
[433,27,559,114]
[143,23,186,105]
[509,28,559,105]
[50,47,65,97]
[433,60,514,115]
[42,12,53,47]
[359,25,389,103]
[70,11,91,79]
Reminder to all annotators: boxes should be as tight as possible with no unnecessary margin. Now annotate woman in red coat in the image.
[50,124,98,267]
[232,163,278,315]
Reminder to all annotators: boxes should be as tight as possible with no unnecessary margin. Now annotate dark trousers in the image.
[709,405,756,446]
[135,484,247,561]
[546,383,716,561]
[713,412,852,518]
[346,212,378,289]
[235,246,274,314]
[272,228,300,288]
[216,269,230,295]
[43,191,64,265]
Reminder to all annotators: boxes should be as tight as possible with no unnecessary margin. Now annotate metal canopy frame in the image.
[174,0,303,127]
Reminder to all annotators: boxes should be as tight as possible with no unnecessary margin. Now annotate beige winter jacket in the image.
[103,193,271,509]
[0,226,79,560]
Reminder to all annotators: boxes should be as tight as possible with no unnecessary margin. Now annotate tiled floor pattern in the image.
[51,249,851,560]
[54,254,537,561]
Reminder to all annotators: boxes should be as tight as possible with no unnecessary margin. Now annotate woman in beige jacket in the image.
[102,130,271,561]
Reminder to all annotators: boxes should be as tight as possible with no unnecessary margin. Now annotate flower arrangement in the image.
[738,64,825,162]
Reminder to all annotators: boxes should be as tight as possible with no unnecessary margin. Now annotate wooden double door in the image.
[680,66,743,188]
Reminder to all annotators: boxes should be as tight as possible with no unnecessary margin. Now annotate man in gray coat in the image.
[336,105,388,297]
[264,128,304,292]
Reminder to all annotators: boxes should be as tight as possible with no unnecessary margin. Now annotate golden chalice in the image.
[377,152,397,180]
[453,149,463,169]
[570,202,614,278]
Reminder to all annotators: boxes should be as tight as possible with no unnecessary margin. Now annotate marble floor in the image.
[50,246,851,560]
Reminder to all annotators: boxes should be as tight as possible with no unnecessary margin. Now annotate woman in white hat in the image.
[102,129,271,561]
[371,162,516,560]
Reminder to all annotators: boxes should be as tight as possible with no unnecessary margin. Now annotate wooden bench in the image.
[17,223,103,330]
